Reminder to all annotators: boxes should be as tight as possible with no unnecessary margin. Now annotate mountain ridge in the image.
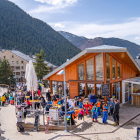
[58,31,140,58]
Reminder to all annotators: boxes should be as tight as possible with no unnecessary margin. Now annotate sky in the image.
[8,0,140,45]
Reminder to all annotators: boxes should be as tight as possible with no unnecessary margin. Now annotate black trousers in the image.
[110,108,114,115]
[35,103,40,109]
[113,112,119,122]
[78,113,83,120]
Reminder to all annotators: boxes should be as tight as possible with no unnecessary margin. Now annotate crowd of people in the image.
[0,91,14,106]
[0,82,120,132]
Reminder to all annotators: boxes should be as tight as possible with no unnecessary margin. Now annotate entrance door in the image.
[125,82,129,102]
[112,82,121,102]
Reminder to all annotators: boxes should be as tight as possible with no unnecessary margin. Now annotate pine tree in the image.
[34,49,49,80]
[0,59,14,85]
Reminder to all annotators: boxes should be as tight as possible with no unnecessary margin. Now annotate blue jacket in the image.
[89,95,97,103]
[109,101,115,109]
[79,102,82,108]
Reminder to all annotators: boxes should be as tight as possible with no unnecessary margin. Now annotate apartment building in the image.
[0,49,56,82]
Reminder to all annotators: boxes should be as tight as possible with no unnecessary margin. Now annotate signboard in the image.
[102,84,110,96]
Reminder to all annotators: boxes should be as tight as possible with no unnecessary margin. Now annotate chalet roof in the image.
[43,45,140,80]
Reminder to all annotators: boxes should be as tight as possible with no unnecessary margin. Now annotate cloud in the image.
[135,37,140,40]
[51,18,140,40]
[29,0,77,14]
[35,0,77,5]
[54,23,65,28]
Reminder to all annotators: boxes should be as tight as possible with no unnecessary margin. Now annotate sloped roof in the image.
[43,45,140,80]
[0,49,56,67]
[10,50,35,62]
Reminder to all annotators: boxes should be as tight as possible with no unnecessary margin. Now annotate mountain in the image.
[58,31,140,58]
[0,0,81,66]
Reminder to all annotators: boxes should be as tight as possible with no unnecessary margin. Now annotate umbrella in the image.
[25,60,37,101]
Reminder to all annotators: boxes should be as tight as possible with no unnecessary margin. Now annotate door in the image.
[125,82,129,102]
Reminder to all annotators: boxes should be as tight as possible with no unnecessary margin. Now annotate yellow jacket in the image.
[1,96,6,102]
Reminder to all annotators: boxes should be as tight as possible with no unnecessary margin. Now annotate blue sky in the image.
[9,0,140,45]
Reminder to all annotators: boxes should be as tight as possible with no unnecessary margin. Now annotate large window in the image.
[87,84,94,97]
[52,81,57,94]
[79,83,85,97]
[86,58,93,80]
[58,82,63,97]
[112,58,116,79]
[96,53,103,81]
[117,62,121,78]
[78,63,85,80]
[96,84,102,98]
[106,54,110,80]
[66,82,69,95]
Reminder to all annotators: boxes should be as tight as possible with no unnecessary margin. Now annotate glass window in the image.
[112,58,116,79]
[16,72,20,75]
[106,54,110,80]
[125,82,129,102]
[12,61,14,64]
[66,82,69,95]
[12,55,14,58]
[96,84,102,98]
[133,84,140,93]
[4,56,5,59]
[16,61,19,64]
[79,83,85,97]
[86,58,93,80]
[52,81,57,94]
[87,84,94,97]
[78,63,85,80]
[21,61,24,63]
[96,53,103,81]
[58,82,63,97]
[117,62,121,78]
[16,66,20,69]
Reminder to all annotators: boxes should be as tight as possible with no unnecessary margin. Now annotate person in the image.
[6,92,10,104]
[39,94,46,108]
[45,101,52,114]
[34,94,40,109]
[20,92,25,104]
[109,98,115,116]
[46,90,51,101]
[102,102,108,124]
[54,92,59,99]
[129,94,132,104]
[96,99,101,116]
[89,93,97,105]
[16,107,24,132]
[84,101,90,115]
[92,106,98,122]
[79,99,83,108]
[1,95,6,106]
[113,98,120,126]
[78,108,84,120]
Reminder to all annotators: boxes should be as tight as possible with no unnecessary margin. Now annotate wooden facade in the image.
[45,50,139,102]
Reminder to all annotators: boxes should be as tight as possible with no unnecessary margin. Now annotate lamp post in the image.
[63,64,68,132]
[57,65,68,132]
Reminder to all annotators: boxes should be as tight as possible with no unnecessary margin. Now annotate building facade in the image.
[0,49,56,82]
[43,45,140,105]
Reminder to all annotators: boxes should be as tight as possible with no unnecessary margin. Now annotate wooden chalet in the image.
[43,45,140,105]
